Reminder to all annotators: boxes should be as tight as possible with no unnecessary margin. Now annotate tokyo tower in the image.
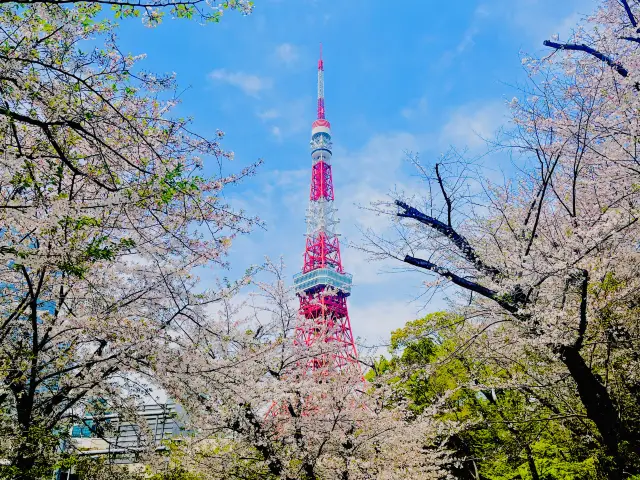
[292,47,359,370]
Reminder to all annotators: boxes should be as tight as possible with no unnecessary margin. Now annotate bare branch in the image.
[402,254,518,314]
[396,200,502,279]
[435,163,453,227]
[619,0,638,28]
[542,40,629,78]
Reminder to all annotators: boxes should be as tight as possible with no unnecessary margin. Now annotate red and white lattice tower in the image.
[292,47,359,370]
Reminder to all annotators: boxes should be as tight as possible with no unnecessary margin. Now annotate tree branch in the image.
[435,163,452,227]
[402,255,517,314]
[524,152,559,256]
[396,200,502,279]
[620,0,637,28]
[0,0,206,6]
[573,269,589,351]
[0,106,118,192]
[542,40,629,78]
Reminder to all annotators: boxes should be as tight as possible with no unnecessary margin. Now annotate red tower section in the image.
[293,48,359,370]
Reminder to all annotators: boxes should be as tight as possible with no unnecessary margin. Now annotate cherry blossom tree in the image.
[0,1,259,477]
[148,259,457,480]
[0,2,458,478]
[369,310,615,479]
[4,0,254,26]
[361,1,640,477]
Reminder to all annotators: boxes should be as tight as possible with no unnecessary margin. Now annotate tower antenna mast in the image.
[293,46,359,370]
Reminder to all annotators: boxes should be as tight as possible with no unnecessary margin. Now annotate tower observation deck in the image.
[293,47,358,369]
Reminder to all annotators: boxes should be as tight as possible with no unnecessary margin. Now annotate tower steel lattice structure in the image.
[292,47,359,370]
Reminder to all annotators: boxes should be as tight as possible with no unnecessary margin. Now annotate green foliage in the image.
[104,0,255,25]
[57,234,135,278]
[0,423,69,480]
[157,163,202,205]
[148,467,204,480]
[372,312,604,480]
[171,4,195,20]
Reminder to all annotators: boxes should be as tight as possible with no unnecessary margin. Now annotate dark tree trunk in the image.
[559,345,636,479]
[12,449,38,480]
[524,445,540,480]
[9,385,40,480]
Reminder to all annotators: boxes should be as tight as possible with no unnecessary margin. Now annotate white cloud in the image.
[228,110,504,343]
[257,109,280,121]
[474,3,490,18]
[436,0,596,56]
[259,97,312,140]
[274,43,300,66]
[270,126,282,139]
[552,11,582,41]
[400,96,428,119]
[272,168,308,188]
[440,101,507,149]
[330,132,428,285]
[208,69,272,97]
[439,4,488,66]
[456,25,480,55]
[349,296,447,346]
[490,0,597,43]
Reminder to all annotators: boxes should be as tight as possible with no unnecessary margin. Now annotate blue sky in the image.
[116,0,597,345]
